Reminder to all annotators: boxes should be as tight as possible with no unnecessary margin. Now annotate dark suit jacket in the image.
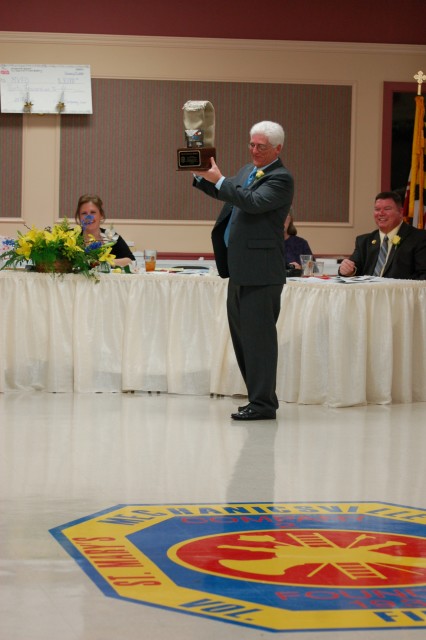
[349,221,426,280]
[194,159,294,285]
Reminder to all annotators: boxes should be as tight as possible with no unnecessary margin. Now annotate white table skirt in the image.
[1,271,425,406]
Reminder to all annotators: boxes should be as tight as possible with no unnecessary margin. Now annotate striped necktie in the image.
[373,235,389,276]
[224,168,257,247]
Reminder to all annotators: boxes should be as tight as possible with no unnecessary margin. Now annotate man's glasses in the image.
[248,142,272,152]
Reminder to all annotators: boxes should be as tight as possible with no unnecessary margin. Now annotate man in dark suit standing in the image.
[193,121,294,421]
[339,191,426,280]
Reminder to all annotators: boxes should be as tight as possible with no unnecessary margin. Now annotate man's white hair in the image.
[250,121,285,146]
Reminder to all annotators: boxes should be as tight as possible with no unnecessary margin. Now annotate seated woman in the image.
[75,194,135,268]
[285,210,314,269]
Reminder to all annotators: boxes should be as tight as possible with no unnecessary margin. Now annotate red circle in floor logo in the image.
[172,528,426,587]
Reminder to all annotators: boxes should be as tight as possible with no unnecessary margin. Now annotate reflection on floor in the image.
[1,391,426,639]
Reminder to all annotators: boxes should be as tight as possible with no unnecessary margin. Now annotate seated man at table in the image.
[339,191,426,279]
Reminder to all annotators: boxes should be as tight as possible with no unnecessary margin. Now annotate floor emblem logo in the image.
[50,502,426,633]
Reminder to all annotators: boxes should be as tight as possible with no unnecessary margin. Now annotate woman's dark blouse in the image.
[285,235,313,264]
[101,229,135,261]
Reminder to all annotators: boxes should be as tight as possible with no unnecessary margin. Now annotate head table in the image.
[0,270,425,407]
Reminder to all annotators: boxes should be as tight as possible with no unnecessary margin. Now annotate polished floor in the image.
[1,391,426,639]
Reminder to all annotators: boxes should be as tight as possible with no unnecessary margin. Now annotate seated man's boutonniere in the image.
[255,170,265,180]
[372,239,377,245]
[392,235,402,247]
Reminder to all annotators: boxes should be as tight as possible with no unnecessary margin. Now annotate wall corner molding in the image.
[1,31,426,56]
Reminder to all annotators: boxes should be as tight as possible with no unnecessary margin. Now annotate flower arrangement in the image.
[392,234,402,246]
[0,218,115,278]
[255,170,265,180]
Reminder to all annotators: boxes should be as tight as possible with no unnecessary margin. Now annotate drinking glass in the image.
[144,249,157,272]
[313,261,325,275]
[300,254,314,276]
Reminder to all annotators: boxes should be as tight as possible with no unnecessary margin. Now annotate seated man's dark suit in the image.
[194,159,294,417]
[347,221,426,280]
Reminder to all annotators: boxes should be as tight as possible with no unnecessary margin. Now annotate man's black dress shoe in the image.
[238,403,250,412]
[231,407,276,421]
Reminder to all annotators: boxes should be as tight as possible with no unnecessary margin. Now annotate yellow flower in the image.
[43,229,55,243]
[64,235,84,252]
[392,235,401,246]
[98,247,116,265]
[372,239,377,245]
[255,170,265,180]
[25,227,41,243]
[15,238,33,259]
[17,227,40,246]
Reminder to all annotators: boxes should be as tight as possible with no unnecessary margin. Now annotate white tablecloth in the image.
[1,271,425,406]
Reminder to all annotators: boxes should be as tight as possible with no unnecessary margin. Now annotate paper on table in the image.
[288,275,382,284]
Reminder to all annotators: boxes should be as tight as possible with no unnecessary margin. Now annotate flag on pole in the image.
[403,93,425,229]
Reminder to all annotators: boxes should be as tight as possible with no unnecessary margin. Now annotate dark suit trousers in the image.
[227,280,283,416]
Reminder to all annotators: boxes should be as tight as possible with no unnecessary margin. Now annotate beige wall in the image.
[1,32,425,255]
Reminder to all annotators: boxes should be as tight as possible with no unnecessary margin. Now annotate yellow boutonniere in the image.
[255,170,264,180]
[392,235,401,246]
[372,240,377,245]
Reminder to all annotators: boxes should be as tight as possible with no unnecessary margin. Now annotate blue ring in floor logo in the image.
[50,502,426,633]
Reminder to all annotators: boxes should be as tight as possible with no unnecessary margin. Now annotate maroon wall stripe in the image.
[1,0,425,45]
